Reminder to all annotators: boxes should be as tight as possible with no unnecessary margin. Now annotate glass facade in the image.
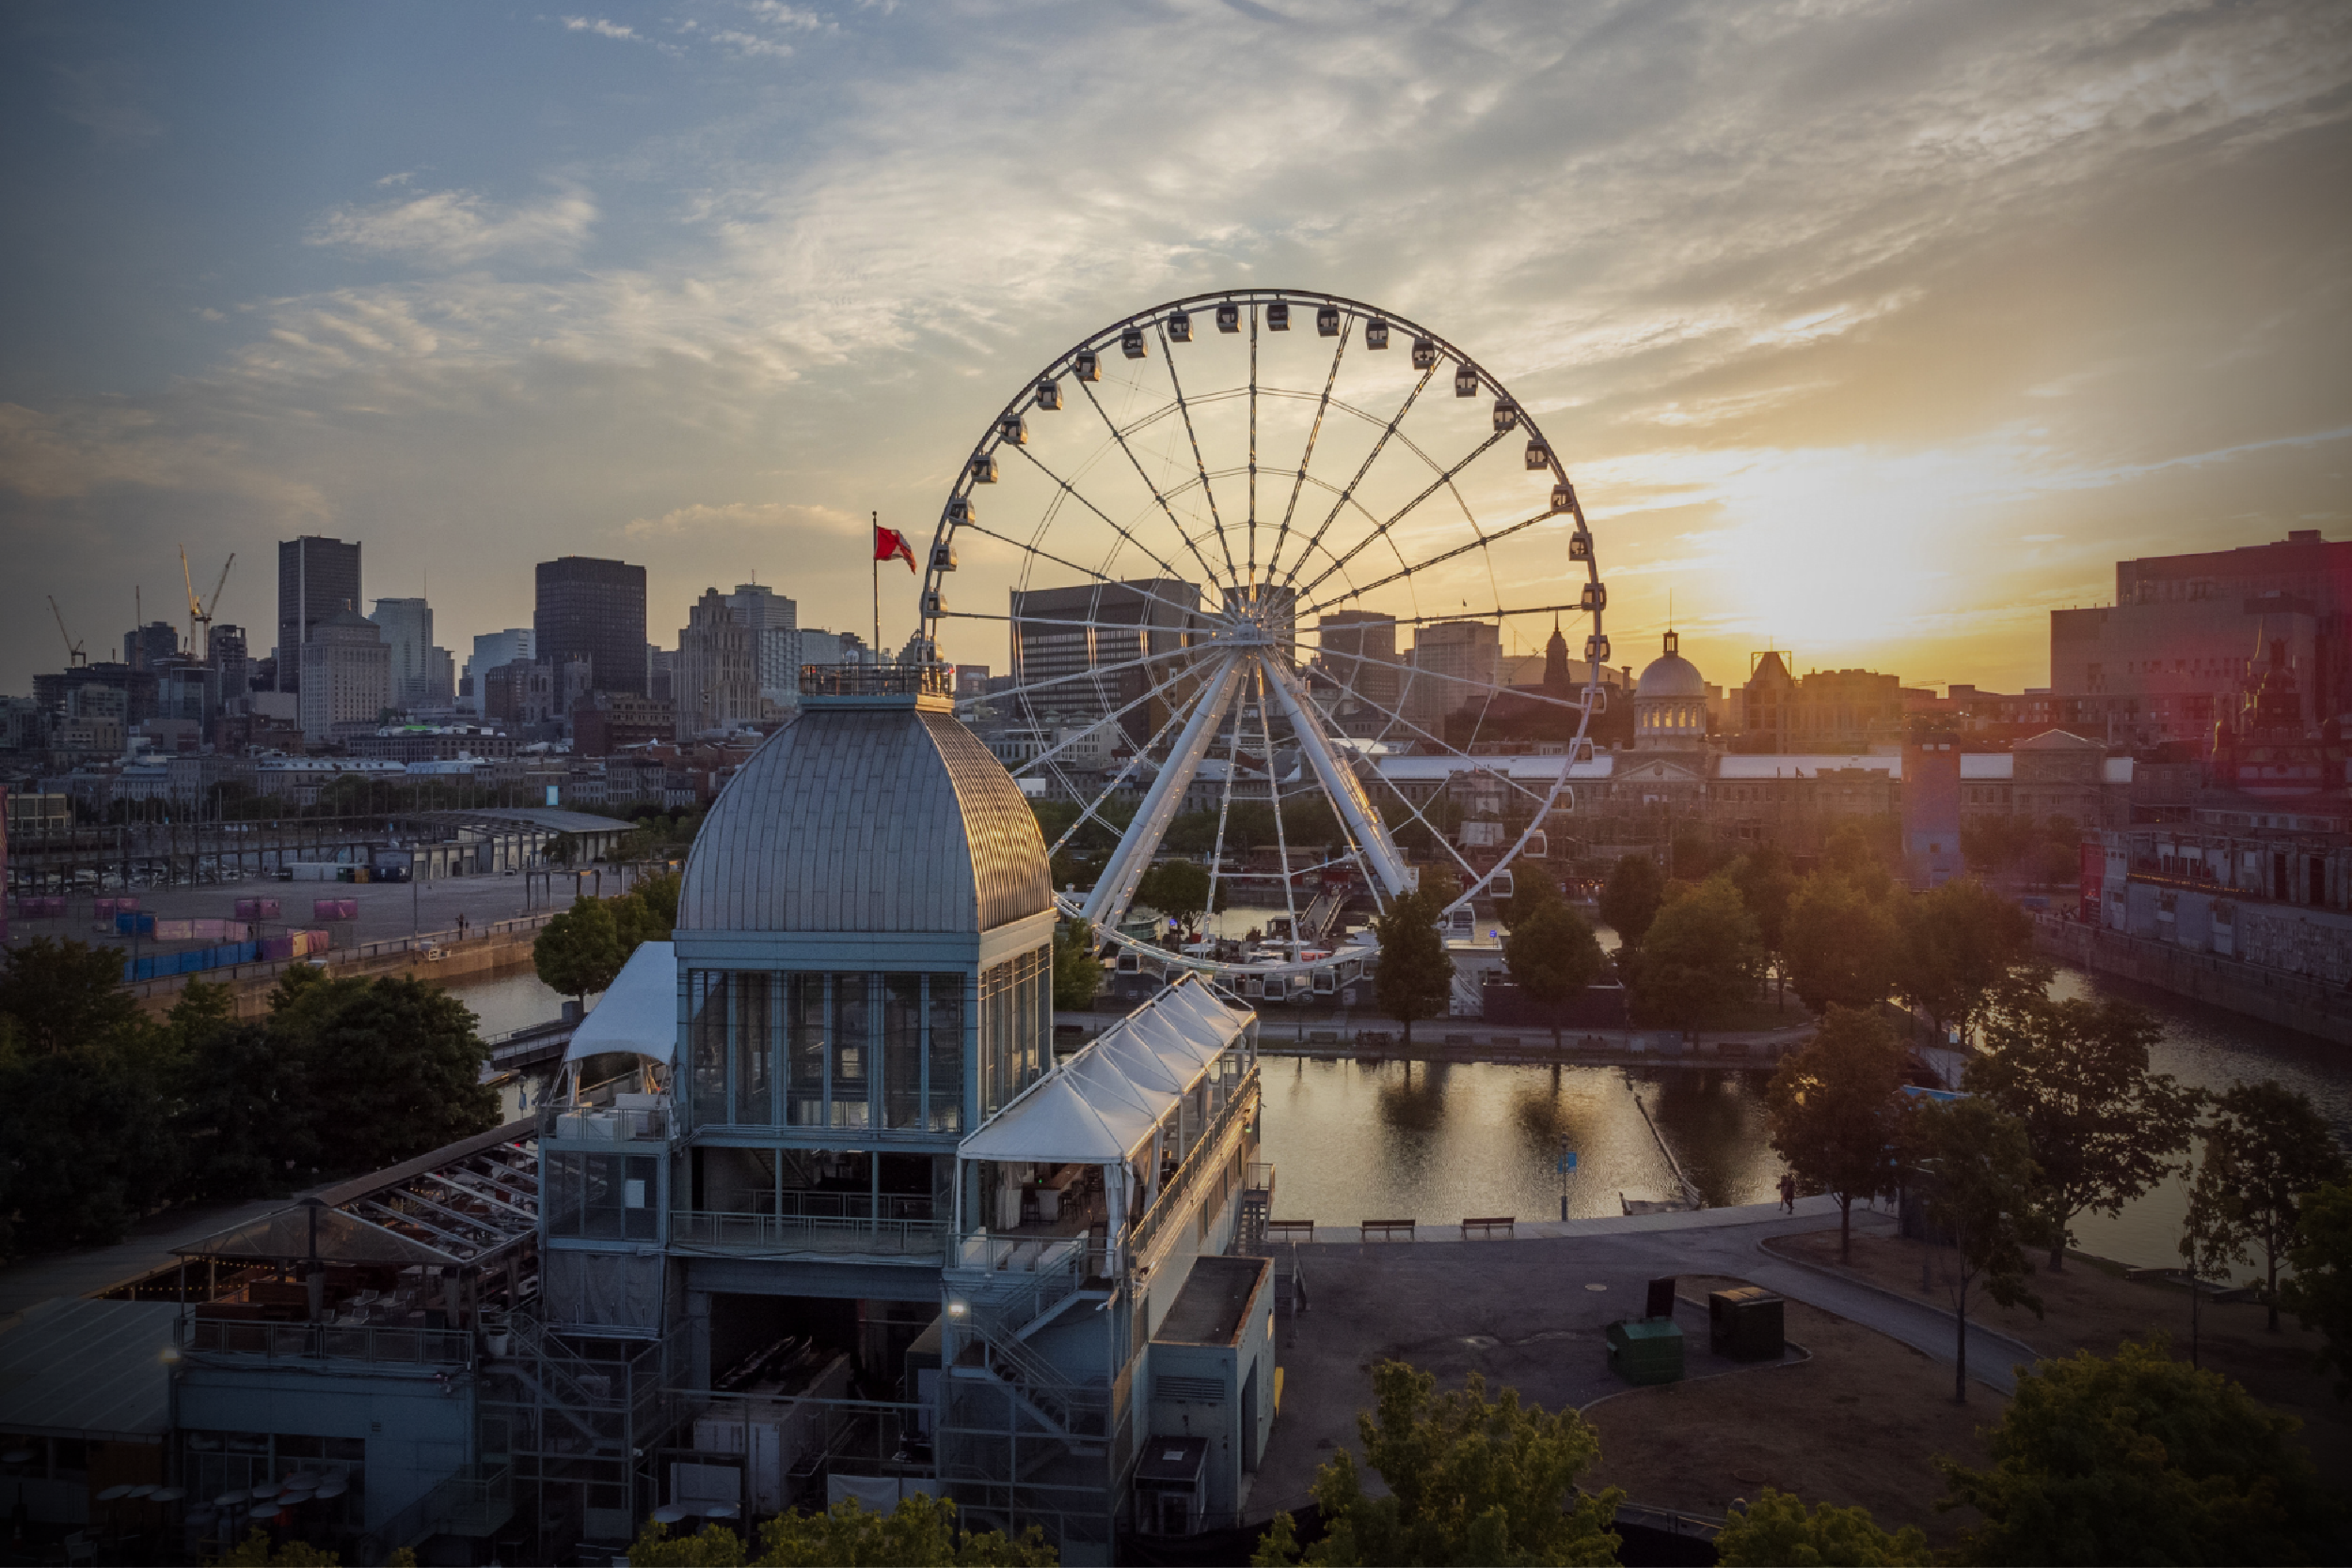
[686,966,1040,1134]
[547,1150,660,1240]
[978,948,1048,1119]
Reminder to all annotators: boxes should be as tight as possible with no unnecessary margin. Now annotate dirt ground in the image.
[1581,1275,2000,1547]
[1764,1230,2351,1483]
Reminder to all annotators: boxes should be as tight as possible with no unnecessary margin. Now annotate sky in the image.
[2,0,2348,700]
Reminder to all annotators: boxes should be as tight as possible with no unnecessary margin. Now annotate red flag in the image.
[874,524,917,573]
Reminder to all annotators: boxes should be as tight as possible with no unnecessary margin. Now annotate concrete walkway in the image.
[1286,1196,2035,1394]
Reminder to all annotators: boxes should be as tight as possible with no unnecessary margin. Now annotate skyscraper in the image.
[1316,610,1401,729]
[1009,578,1200,741]
[674,589,759,738]
[725,583,801,706]
[277,535,362,693]
[534,556,648,697]
[461,628,534,714]
[1403,620,1500,735]
[368,597,434,707]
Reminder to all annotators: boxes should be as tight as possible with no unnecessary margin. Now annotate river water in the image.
[437,949,2348,1276]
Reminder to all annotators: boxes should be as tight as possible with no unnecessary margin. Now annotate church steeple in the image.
[1543,613,1570,695]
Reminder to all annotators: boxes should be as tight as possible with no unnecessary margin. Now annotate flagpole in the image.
[871,510,881,663]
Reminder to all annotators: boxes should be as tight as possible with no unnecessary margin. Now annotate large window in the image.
[689,969,975,1133]
[548,1151,659,1240]
[977,946,1051,1119]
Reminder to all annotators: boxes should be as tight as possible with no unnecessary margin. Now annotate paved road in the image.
[1248,1197,2036,1518]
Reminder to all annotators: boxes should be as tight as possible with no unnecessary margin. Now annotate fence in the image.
[671,1210,949,1258]
[181,1316,472,1367]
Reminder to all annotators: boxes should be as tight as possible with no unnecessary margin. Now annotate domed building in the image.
[525,664,1272,1560]
[1634,629,1709,752]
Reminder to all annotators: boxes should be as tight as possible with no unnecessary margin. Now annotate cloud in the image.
[626,499,865,541]
[562,15,644,42]
[306,185,597,267]
[49,59,164,148]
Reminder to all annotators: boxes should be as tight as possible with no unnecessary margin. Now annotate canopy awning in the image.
[564,941,677,1065]
[956,975,1253,1167]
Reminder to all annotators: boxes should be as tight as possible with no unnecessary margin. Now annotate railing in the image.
[671,1210,948,1258]
[363,1464,514,1557]
[800,662,953,699]
[541,1101,671,1143]
[1128,1076,1261,1265]
[181,1316,471,1367]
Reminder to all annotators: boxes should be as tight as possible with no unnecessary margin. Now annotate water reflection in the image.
[1260,1058,1736,1225]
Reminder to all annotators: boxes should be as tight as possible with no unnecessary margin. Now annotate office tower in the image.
[462,629,534,714]
[124,621,179,670]
[211,625,250,703]
[368,597,436,707]
[1009,579,1201,742]
[535,556,648,697]
[277,536,363,693]
[1403,620,1500,734]
[1317,611,1400,735]
[298,607,390,741]
[725,583,801,705]
[674,589,759,738]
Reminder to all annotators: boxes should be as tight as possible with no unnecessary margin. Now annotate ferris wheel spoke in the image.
[1083,652,1248,931]
[1301,509,1561,619]
[1154,321,1243,591]
[1074,373,1231,590]
[1291,427,1513,602]
[1042,663,1229,862]
[1305,664,1563,813]
[949,517,1220,632]
[1203,689,1247,922]
[1254,660,1306,953]
[1003,441,1197,589]
[1276,360,1440,593]
[1000,648,1219,779]
[994,639,1211,713]
[1260,656,1414,897]
[1262,319,1350,590]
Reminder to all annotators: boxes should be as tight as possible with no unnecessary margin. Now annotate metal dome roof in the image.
[1636,650,1708,701]
[678,704,1052,935]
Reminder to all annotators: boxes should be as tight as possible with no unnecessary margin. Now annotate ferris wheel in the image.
[917,289,1609,984]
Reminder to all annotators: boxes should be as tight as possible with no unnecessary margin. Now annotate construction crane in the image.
[47,594,87,668]
[180,547,235,662]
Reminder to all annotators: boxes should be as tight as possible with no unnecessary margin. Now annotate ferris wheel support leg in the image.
[1262,657,1416,901]
[1082,651,1247,934]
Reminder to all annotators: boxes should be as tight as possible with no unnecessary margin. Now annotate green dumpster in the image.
[1606,1318,1685,1386]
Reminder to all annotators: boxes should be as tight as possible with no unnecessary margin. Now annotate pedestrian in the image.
[1778,1172,1796,1213]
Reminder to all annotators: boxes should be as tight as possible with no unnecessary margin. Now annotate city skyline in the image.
[3,2,2348,698]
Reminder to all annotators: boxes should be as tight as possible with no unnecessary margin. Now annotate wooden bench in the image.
[1460,1216,1517,1239]
[1267,1219,1317,1243]
[1360,1218,1416,1242]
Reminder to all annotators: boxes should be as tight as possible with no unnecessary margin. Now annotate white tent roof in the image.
[563,942,677,1065]
[957,976,1252,1166]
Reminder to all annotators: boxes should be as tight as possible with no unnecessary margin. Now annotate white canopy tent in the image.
[562,941,677,1066]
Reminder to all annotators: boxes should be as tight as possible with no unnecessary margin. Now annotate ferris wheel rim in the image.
[917,288,1610,982]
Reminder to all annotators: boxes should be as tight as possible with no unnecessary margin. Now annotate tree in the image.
[2180,1139,2244,1372]
[1502,896,1603,1050]
[611,870,681,953]
[1714,1489,1929,1567]
[1904,1096,2042,1402]
[1727,847,1798,999]
[269,975,499,1175]
[0,937,145,1055]
[1820,819,1894,900]
[1766,1007,1907,1261]
[1050,919,1104,1012]
[1597,854,1663,952]
[1628,874,1760,1036]
[535,895,625,999]
[1256,1359,1620,1566]
[2201,1080,2351,1331]
[1938,1338,2331,1565]
[0,1041,179,1259]
[214,1528,345,1564]
[627,1494,1056,1566]
[1964,992,2197,1270]
[1893,878,2038,1044]
[1135,859,1214,930]
[1371,888,1454,1048]
[2282,1180,2352,1401]
[1783,874,1898,1016]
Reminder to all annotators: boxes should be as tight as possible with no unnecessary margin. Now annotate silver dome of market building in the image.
[1634,629,1709,750]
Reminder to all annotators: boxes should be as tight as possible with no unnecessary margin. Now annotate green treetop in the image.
[1255,1359,1621,1567]
[1766,1006,1907,1261]
[1964,990,2196,1271]
[1371,886,1454,1048]
[1597,853,1664,952]
[2200,1080,2350,1332]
